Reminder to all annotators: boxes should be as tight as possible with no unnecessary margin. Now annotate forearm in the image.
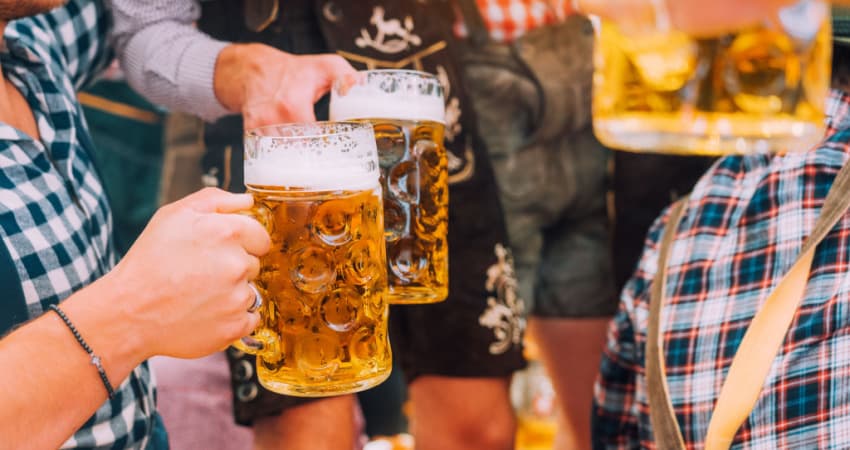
[0,274,146,448]
[110,0,357,128]
[121,22,231,122]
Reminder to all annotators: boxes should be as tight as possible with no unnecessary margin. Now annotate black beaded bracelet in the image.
[49,304,115,399]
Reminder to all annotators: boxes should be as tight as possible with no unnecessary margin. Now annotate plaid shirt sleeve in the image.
[593,210,670,449]
[37,0,113,90]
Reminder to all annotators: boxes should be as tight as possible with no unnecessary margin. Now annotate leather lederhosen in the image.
[456,1,618,318]
[198,0,526,425]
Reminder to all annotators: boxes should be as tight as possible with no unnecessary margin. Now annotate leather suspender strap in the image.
[243,0,280,32]
[648,161,850,450]
[455,0,491,47]
[705,160,850,449]
[647,198,688,449]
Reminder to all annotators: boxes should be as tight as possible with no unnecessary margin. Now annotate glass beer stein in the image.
[236,122,391,397]
[593,0,831,155]
[330,70,449,305]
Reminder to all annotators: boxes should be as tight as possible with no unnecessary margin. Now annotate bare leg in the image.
[408,376,515,450]
[530,317,611,450]
[253,394,358,450]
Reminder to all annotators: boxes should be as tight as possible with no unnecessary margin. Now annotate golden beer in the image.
[515,414,558,450]
[239,122,391,397]
[331,70,449,304]
[593,1,831,155]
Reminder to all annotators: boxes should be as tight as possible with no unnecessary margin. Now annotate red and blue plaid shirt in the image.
[593,89,850,449]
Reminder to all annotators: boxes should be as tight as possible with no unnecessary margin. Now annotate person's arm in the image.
[591,298,642,449]
[0,188,270,449]
[109,0,230,122]
[591,206,675,449]
[108,0,356,127]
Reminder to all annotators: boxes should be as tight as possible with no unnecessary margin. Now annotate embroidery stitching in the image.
[479,244,526,355]
[355,6,422,54]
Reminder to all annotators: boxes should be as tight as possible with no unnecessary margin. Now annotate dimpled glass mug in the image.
[330,70,449,305]
[592,0,832,155]
[235,122,391,397]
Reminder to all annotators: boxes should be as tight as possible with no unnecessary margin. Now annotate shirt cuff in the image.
[177,37,232,122]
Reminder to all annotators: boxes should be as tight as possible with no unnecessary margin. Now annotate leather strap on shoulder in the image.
[647,160,850,450]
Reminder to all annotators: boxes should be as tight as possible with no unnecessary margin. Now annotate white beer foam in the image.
[244,123,379,191]
[331,89,445,124]
[245,160,378,191]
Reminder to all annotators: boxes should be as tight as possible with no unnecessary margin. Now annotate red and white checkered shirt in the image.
[455,0,575,43]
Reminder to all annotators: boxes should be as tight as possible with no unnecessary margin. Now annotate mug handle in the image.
[232,205,279,357]
[232,326,279,356]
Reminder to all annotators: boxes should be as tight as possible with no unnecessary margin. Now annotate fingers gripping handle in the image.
[232,206,278,356]
[233,327,279,356]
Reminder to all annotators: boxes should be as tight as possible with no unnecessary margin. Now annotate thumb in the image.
[319,54,357,80]
[313,54,358,102]
[242,100,316,130]
[182,188,254,213]
[283,89,319,123]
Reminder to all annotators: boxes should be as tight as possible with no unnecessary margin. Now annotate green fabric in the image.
[834,6,850,46]
[81,80,166,256]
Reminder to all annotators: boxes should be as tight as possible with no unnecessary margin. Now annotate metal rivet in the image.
[323,2,342,22]
[234,360,254,381]
[236,383,259,402]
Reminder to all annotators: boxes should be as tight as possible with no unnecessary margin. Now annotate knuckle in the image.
[214,220,240,242]
[238,261,254,282]
[225,258,249,284]
[252,227,272,255]
[155,202,182,220]
[193,216,221,240]
[243,314,260,336]
[225,322,246,343]
[198,186,222,199]
[226,314,257,342]
[247,256,261,277]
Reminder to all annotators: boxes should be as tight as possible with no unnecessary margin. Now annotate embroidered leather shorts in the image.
[460,16,617,318]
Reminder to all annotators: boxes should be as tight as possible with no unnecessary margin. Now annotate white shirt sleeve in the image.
[108,0,233,122]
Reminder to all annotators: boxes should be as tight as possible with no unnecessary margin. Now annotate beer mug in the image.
[593,0,831,155]
[330,70,449,304]
[236,122,392,397]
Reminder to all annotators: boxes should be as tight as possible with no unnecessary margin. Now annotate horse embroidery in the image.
[355,6,422,54]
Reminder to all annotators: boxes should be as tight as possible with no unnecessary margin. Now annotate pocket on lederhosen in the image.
[459,15,608,227]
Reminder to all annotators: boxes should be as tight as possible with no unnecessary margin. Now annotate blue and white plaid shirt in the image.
[0,1,156,448]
